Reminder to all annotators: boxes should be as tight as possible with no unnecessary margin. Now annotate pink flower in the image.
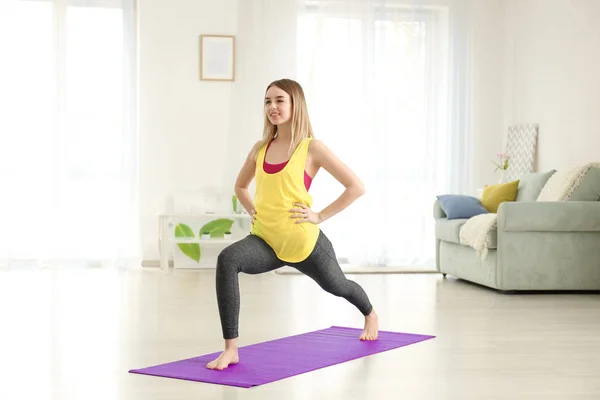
[492,152,510,172]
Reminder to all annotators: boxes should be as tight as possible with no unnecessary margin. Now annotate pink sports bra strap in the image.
[263,140,313,191]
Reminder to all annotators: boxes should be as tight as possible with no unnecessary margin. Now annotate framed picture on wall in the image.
[199,35,235,81]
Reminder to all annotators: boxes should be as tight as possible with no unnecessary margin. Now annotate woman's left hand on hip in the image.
[290,203,321,224]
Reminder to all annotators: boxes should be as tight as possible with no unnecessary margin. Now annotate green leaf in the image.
[232,195,238,213]
[200,218,234,238]
[174,223,200,262]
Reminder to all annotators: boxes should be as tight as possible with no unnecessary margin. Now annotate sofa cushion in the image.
[435,218,497,249]
[568,167,600,201]
[435,195,488,220]
[481,180,519,212]
[516,170,556,201]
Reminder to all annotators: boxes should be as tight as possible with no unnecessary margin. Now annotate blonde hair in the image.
[254,79,315,159]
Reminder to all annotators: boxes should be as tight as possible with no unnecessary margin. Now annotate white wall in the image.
[470,0,505,188]
[502,0,600,172]
[138,0,238,261]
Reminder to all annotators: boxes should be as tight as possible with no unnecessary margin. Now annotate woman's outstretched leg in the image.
[292,230,379,340]
[207,234,283,370]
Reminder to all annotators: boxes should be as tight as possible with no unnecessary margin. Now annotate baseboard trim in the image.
[275,266,439,275]
[141,260,439,275]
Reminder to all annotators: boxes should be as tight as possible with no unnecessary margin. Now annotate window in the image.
[0,0,137,266]
[297,3,450,268]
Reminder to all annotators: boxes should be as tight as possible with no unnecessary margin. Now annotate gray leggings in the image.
[215,230,373,339]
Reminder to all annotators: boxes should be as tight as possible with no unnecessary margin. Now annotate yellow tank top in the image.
[250,137,320,263]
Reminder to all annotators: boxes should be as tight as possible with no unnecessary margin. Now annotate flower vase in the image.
[498,170,505,184]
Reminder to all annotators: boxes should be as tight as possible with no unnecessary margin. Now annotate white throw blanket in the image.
[459,162,600,259]
[459,213,498,259]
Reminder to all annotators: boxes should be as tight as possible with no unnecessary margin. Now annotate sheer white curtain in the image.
[296,0,474,269]
[0,0,138,268]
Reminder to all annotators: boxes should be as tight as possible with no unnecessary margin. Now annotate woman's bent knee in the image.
[217,246,239,273]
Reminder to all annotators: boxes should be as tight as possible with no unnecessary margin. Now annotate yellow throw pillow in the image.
[481,180,520,213]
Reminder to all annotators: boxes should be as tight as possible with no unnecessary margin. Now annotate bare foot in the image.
[206,341,239,370]
[360,309,379,341]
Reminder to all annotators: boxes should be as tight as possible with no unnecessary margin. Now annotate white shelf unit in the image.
[159,213,252,270]
[171,238,237,244]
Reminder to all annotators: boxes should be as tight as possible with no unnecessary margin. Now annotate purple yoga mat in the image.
[129,326,435,388]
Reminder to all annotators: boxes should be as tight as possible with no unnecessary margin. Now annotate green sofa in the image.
[434,168,600,291]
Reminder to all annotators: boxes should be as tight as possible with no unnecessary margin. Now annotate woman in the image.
[207,79,378,370]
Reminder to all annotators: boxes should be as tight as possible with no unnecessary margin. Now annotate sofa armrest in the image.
[433,200,446,219]
[497,201,600,232]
